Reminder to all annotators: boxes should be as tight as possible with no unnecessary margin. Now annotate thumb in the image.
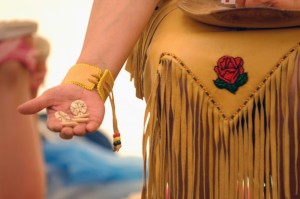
[18,94,49,115]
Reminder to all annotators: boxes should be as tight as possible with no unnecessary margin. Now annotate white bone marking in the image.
[70,100,87,116]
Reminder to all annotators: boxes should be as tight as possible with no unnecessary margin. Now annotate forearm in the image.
[77,0,159,78]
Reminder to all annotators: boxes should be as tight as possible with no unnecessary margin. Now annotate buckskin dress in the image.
[126,0,300,198]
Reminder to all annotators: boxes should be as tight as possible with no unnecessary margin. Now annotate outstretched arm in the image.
[18,0,158,139]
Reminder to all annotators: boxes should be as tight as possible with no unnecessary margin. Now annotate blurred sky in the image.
[0,0,146,157]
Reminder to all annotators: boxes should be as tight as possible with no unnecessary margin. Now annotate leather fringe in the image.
[125,1,178,99]
[141,45,300,199]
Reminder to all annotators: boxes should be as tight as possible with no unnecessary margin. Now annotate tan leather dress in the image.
[126,1,300,198]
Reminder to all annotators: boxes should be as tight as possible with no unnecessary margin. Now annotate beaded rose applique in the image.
[213,55,248,94]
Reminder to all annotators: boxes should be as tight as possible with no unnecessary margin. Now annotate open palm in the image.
[18,84,105,139]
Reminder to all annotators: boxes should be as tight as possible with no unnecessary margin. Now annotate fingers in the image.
[47,112,63,132]
[235,0,272,7]
[29,89,104,140]
[73,125,87,136]
[58,122,99,139]
[60,127,74,139]
[18,94,49,114]
[50,118,101,139]
[235,0,300,9]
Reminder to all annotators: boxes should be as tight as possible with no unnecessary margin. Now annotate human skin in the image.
[0,33,50,199]
[18,0,300,140]
[18,0,159,139]
[236,0,300,9]
[0,60,46,199]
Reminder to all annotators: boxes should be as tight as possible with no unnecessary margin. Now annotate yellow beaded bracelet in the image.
[62,63,114,102]
[62,63,121,152]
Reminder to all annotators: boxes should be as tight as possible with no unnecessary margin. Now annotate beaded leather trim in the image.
[62,63,114,102]
[159,42,300,121]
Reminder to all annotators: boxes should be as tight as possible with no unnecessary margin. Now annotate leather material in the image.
[145,8,300,118]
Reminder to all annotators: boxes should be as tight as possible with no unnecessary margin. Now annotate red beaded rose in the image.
[213,56,248,94]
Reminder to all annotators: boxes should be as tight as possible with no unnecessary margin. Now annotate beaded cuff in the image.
[62,63,121,151]
[97,69,114,102]
[62,63,113,102]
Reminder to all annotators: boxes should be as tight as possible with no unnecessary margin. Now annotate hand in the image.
[236,0,300,9]
[18,84,104,139]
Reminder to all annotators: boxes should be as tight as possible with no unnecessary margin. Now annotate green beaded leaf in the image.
[213,73,248,94]
[213,78,227,89]
[236,73,248,87]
